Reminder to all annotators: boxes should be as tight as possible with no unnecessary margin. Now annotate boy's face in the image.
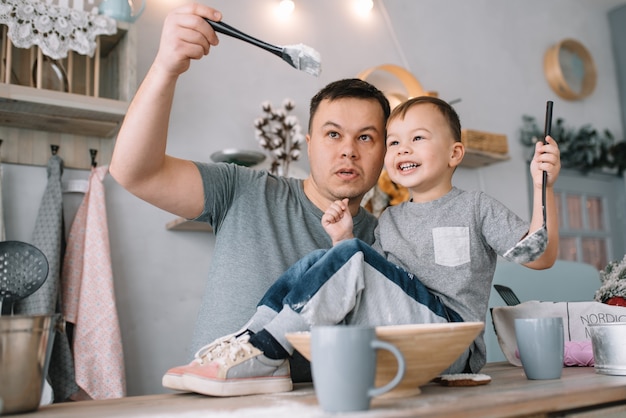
[304,97,386,210]
[385,103,463,202]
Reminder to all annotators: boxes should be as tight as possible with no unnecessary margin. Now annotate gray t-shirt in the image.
[372,187,529,371]
[190,162,378,356]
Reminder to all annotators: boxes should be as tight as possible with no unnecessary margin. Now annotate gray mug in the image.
[311,325,405,413]
[515,317,564,380]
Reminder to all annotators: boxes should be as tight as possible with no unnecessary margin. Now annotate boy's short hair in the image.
[388,96,462,143]
[308,78,391,133]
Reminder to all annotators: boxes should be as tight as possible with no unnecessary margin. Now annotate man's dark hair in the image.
[308,78,391,132]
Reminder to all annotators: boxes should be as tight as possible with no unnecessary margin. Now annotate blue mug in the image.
[311,326,405,413]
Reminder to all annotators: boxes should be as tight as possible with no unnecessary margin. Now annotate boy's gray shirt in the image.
[372,187,530,371]
[190,162,378,357]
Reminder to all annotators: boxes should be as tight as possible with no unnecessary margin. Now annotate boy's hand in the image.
[524,135,561,269]
[322,198,354,245]
[530,136,561,188]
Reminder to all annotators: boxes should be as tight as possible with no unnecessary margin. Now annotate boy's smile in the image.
[385,103,464,202]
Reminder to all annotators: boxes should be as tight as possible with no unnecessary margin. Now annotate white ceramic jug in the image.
[99,0,146,23]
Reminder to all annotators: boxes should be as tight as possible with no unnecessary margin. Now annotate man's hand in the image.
[153,3,222,78]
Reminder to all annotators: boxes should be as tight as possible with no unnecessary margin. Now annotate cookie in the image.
[433,373,492,387]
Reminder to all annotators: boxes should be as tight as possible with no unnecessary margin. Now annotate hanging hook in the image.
[90,148,98,167]
[51,144,59,155]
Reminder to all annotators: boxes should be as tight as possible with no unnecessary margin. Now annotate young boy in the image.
[163,96,561,397]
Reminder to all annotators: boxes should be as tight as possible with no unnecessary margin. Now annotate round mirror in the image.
[544,39,597,101]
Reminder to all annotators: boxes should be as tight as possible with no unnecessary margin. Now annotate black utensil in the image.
[204,19,321,77]
[541,101,553,232]
[493,284,522,306]
[502,101,553,264]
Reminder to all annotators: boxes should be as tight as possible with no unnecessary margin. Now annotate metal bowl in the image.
[0,315,58,414]
[588,322,626,375]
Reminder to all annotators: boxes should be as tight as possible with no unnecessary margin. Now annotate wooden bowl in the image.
[286,322,484,397]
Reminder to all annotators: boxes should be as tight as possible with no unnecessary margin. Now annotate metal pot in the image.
[588,322,626,376]
[0,314,59,415]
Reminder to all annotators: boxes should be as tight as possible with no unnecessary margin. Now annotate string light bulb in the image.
[277,0,295,18]
[355,0,374,16]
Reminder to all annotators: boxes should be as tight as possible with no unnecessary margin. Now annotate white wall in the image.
[2,0,625,396]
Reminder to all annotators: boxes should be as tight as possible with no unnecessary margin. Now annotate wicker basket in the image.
[461,130,508,154]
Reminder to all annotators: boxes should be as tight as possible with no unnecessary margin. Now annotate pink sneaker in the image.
[162,362,201,391]
[162,332,244,391]
[182,333,292,397]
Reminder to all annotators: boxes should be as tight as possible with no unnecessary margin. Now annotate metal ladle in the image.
[0,241,49,315]
[503,101,553,264]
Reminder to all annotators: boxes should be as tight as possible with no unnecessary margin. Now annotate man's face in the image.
[304,97,386,210]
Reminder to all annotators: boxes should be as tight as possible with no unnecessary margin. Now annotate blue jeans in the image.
[246,238,468,377]
[256,238,462,326]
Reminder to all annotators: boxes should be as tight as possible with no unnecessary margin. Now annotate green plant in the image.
[519,115,626,175]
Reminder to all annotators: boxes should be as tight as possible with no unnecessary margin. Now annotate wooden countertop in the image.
[13,363,626,418]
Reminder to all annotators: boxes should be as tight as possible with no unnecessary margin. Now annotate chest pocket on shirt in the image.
[432,227,470,267]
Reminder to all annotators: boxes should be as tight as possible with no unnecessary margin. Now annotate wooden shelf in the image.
[461,149,510,168]
[166,217,213,232]
[0,83,127,137]
[0,22,137,169]
[0,22,132,138]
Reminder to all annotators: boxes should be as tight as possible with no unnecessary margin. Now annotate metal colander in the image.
[0,241,49,313]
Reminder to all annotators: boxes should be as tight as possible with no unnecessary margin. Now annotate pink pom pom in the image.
[564,341,594,366]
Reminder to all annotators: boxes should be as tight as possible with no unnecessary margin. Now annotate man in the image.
[109,3,390,384]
